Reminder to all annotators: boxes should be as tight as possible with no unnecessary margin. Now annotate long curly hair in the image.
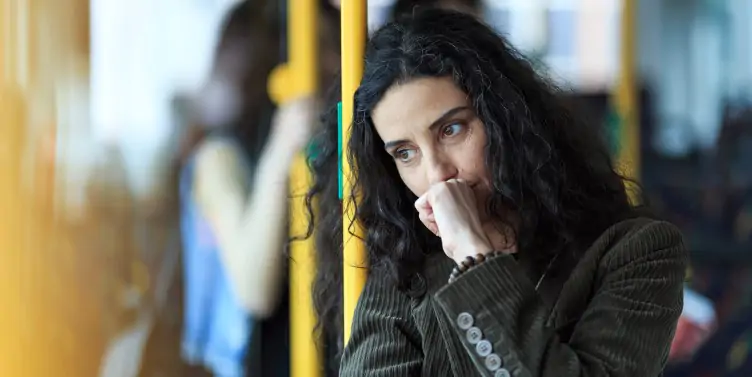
[307,6,644,367]
[305,78,345,371]
[347,9,643,280]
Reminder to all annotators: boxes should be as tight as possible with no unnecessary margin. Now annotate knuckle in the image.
[434,182,450,195]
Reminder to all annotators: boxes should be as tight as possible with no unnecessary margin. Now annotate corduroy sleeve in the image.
[434,220,687,377]
[340,270,423,376]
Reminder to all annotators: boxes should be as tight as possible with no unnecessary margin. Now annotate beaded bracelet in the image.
[448,251,504,283]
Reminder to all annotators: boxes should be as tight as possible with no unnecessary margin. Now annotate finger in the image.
[446,178,476,200]
[418,212,440,236]
[418,213,436,232]
[415,193,433,214]
[421,211,436,224]
[416,199,437,231]
[415,194,440,235]
[450,178,472,192]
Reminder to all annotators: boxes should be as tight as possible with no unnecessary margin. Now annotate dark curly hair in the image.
[304,77,345,374]
[347,8,644,279]
[307,6,644,370]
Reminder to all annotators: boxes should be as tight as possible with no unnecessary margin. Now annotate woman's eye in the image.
[395,149,416,162]
[442,123,463,137]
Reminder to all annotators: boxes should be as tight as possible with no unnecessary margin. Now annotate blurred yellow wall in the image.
[1,0,109,375]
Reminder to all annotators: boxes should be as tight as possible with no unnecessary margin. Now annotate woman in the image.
[336,9,687,377]
[306,2,483,373]
[179,1,339,376]
[179,2,299,376]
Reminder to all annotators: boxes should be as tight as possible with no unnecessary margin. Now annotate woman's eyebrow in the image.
[383,106,471,150]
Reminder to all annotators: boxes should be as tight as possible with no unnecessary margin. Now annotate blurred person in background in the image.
[177,0,340,376]
[307,1,482,375]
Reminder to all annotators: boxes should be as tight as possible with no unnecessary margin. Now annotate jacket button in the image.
[457,312,474,330]
[476,339,492,357]
[494,368,511,377]
[484,353,503,371]
[466,327,483,344]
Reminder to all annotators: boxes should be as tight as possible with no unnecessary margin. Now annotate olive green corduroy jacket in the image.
[340,218,687,377]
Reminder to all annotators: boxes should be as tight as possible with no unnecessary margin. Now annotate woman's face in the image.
[196,43,248,128]
[371,76,492,220]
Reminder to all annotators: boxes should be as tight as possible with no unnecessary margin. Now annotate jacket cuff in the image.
[434,254,539,376]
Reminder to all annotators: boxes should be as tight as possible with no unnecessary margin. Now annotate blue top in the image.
[179,145,252,377]
[178,139,290,377]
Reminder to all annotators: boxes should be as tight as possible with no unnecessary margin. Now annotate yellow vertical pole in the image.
[341,0,367,344]
[615,0,639,184]
[0,3,27,376]
[268,0,321,376]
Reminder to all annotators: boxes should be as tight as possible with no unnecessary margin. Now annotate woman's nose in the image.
[426,153,458,186]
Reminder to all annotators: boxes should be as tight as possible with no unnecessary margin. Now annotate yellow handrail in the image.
[615,0,639,187]
[267,0,321,376]
[341,0,368,344]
